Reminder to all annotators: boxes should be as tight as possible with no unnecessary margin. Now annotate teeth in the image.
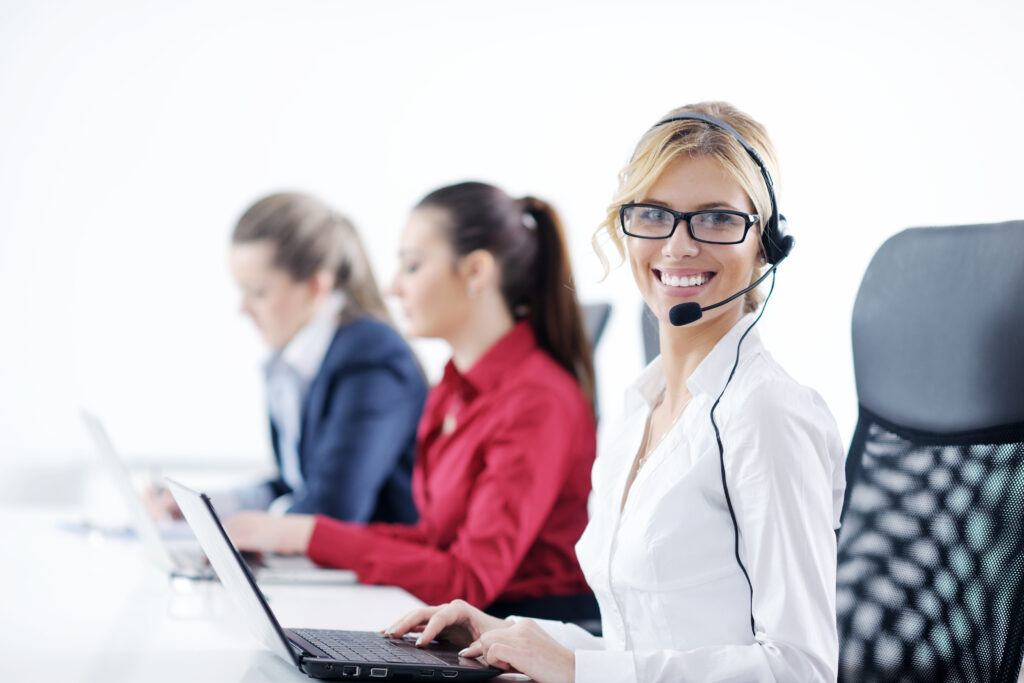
[660,271,710,287]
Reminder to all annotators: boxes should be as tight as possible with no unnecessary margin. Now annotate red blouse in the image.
[306,321,596,607]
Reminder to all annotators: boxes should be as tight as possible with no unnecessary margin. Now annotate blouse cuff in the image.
[506,616,604,651]
[575,649,635,683]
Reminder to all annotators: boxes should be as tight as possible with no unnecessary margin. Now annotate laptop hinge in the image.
[287,631,328,660]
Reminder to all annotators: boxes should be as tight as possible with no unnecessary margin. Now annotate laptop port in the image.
[418,671,435,677]
[370,668,388,678]
[342,666,360,677]
[441,672,458,678]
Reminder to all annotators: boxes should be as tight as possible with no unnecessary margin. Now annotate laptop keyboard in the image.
[293,629,448,665]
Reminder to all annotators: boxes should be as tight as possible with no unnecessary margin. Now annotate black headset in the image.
[646,111,795,635]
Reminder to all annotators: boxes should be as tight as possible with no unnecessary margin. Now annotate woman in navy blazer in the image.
[265,314,424,523]
[149,192,424,524]
[231,192,425,524]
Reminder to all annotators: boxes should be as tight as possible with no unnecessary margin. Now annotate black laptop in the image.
[167,478,502,681]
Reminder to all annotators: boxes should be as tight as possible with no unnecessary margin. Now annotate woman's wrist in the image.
[284,514,317,554]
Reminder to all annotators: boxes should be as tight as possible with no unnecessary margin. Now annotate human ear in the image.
[457,249,498,298]
[307,269,336,299]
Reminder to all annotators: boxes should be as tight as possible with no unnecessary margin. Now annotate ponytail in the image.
[325,209,394,326]
[521,197,596,410]
[417,182,595,411]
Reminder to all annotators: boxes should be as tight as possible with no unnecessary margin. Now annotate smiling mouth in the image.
[652,269,716,289]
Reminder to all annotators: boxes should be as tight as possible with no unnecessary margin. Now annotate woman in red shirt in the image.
[227,181,598,621]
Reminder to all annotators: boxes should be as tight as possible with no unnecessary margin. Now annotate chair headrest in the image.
[853,220,1024,434]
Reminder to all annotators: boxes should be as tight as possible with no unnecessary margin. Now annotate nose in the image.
[661,222,700,260]
[239,296,256,320]
[385,273,401,298]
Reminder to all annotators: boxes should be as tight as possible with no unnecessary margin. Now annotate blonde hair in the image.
[232,192,393,326]
[594,101,780,313]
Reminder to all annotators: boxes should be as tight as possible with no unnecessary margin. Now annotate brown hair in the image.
[595,101,780,313]
[232,192,392,325]
[417,182,595,409]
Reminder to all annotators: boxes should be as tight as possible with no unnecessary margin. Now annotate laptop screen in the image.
[167,478,302,668]
[80,411,177,572]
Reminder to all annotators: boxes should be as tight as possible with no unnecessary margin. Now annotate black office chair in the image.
[582,302,612,424]
[837,220,1024,682]
[641,304,659,365]
[583,302,612,351]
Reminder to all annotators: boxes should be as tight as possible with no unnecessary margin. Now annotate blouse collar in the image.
[441,321,537,398]
[626,312,764,413]
[265,291,346,384]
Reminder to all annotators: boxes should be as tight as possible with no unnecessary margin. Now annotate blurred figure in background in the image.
[148,192,425,523]
[227,181,599,624]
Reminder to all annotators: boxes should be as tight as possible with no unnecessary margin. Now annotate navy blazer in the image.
[267,316,425,524]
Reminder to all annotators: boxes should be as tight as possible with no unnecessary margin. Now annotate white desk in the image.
[0,507,451,682]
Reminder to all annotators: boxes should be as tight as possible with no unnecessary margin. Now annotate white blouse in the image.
[533,313,846,682]
[263,291,346,496]
[210,293,346,516]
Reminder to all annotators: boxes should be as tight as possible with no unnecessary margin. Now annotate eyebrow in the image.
[638,198,744,212]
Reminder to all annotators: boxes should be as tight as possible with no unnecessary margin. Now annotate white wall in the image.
[2,0,1022,489]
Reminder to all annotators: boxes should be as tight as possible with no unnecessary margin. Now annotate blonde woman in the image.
[385,103,846,682]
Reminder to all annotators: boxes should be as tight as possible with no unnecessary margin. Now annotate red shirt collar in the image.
[440,321,537,398]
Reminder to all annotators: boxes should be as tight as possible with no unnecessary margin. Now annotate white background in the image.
[2,0,1022,503]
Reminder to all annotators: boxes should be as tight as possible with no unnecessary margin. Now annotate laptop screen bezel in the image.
[166,478,304,669]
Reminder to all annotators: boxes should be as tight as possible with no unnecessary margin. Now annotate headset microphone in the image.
[668,233,794,327]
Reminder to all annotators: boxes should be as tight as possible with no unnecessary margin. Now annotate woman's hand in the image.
[460,618,575,683]
[384,599,511,649]
[142,484,182,521]
[223,512,315,555]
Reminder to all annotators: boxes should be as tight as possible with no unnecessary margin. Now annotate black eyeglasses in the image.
[619,203,759,244]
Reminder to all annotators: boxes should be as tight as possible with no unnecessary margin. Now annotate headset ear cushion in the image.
[762,215,794,264]
[762,232,794,264]
[773,234,795,263]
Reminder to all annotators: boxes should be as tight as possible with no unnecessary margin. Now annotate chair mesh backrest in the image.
[838,414,1024,682]
[840,220,1024,682]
